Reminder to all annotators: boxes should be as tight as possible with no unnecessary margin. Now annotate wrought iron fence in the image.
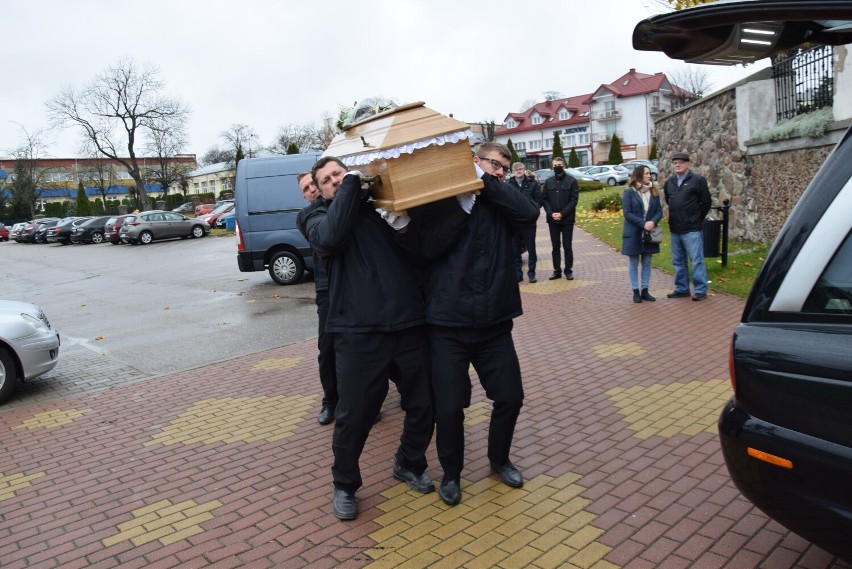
[772,45,834,121]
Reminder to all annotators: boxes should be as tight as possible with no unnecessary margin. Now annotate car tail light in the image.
[128,221,141,226]
[236,220,245,252]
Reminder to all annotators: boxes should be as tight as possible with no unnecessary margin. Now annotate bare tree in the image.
[200,147,234,166]
[314,112,339,150]
[519,99,537,112]
[77,151,116,208]
[144,119,193,196]
[667,65,713,99]
[7,125,53,218]
[46,57,190,209]
[221,123,260,161]
[268,123,322,154]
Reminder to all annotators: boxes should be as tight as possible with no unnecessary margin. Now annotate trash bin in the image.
[225,216,236,230]
[703,218,722,257]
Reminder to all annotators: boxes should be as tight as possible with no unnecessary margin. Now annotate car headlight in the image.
[21,312,50,334]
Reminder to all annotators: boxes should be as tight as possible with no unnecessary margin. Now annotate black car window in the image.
[803,229,852,314]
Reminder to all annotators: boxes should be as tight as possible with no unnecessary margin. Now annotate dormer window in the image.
[506,119,517,128]
[531,114,543,125]
[558,109,570,121]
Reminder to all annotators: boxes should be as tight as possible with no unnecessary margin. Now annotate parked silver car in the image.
[119,210,210,244]
[621,160,660,181]
[584,165,629,186]
[0,300,60,404]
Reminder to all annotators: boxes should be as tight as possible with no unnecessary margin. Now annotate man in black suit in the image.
[540,157,579,280]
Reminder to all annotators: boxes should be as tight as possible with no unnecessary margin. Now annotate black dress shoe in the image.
[692,293,708,301]
[317,406,335,425]
[548,272,562,280]
[331,488,357,520]
[438,480,461,506]
[392,461,435,493]
[490,461,523,488]
[528,276,537,283]
[667,290,691,298]
[565,272,574,280]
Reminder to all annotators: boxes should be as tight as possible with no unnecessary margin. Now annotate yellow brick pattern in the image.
[521,279,598,296]
[101,498,222,547]
[463,401,491,426]
[0,471,46,501]
[143,395,317,446]
[607,379,731,439]
[365,472,613,568]
[11,408,92,430]
[250,357,303,371]
[594,343,646,358]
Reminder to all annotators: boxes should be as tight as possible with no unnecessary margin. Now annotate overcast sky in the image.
[1,0,768,160]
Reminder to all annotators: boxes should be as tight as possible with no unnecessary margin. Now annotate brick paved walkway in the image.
[2,220,851,568]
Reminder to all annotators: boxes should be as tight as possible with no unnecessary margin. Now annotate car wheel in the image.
[91,232,104,244]
[607,177,617,186]
[268,251,304,285]
[139,231,153,245]
[0,346,19,405]
[191,225,205,238]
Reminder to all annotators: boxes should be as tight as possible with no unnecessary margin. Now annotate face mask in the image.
[553,166,564,175]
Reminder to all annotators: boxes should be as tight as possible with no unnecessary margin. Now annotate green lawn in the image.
[575,187,770,299]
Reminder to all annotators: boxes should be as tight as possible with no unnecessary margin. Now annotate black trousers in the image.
[315,291,338,409]
[429,321,524,482]
[332,326,433,493]
[548,222,574,275]
[512,226,538,279]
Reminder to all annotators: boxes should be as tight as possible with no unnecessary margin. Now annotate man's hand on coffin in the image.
[376,208,410,231]
[344,170,372,201]
[456,192,476,214]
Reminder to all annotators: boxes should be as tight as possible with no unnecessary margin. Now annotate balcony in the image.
[649,106,669,115]
[592,131,623,143]
[593,109,621,121]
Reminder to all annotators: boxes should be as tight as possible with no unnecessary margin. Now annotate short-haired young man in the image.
[302,157,435,520]
[540,157,580,280]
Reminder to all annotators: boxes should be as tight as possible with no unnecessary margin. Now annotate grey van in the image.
[234,153,321,285]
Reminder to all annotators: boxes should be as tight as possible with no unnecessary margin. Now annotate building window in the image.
[194,183,200,193]
[579,134,590,144]
[531,114,543,125]
[544,138,552,149]
[202,181,208,192]
[507,119,516,128]
[515,142,526,151]
[210,179,216,193]
[530,140,541,150]
[565,135,575,146]
[558,110,569,121]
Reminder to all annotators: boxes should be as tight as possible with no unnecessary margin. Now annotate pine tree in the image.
[75,181,92,216]
[235,144,246,164]
[649,140,658,160]
[608,133,623,165]
[568,147,580,168]
[507,139,519,164]
[286,143,299,155]
[551,131,565,161]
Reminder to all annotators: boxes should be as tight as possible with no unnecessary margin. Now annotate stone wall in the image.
[656,87,841,243]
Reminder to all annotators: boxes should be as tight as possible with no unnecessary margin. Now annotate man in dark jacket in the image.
[407,142,540,507]
[296,173,337,425]
[506,162,541,283]
[303,157,435,521]
[540,157,580,280]
[662,152,712,301]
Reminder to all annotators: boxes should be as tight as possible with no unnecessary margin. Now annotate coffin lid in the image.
[323,102,472,161]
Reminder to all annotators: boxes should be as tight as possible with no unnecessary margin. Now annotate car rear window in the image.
[803,230,852,314]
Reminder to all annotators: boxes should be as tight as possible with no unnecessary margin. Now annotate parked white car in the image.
[584,165,629,186]
[0,300,60,404]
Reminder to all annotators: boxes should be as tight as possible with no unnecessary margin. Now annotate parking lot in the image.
[0,234,318,409]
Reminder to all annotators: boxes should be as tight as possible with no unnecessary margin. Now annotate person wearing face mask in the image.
[540,157,580,280]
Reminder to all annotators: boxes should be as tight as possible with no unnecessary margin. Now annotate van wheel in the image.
[0,347,19,405]
[269,251,304,285]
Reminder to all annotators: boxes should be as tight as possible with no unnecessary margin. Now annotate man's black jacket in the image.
[541,173,580,224]
[663,170,711,233]
[302,175,425,334]
[406,172,540,328]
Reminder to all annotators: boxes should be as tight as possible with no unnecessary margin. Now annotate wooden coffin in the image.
[322,102,483,211]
